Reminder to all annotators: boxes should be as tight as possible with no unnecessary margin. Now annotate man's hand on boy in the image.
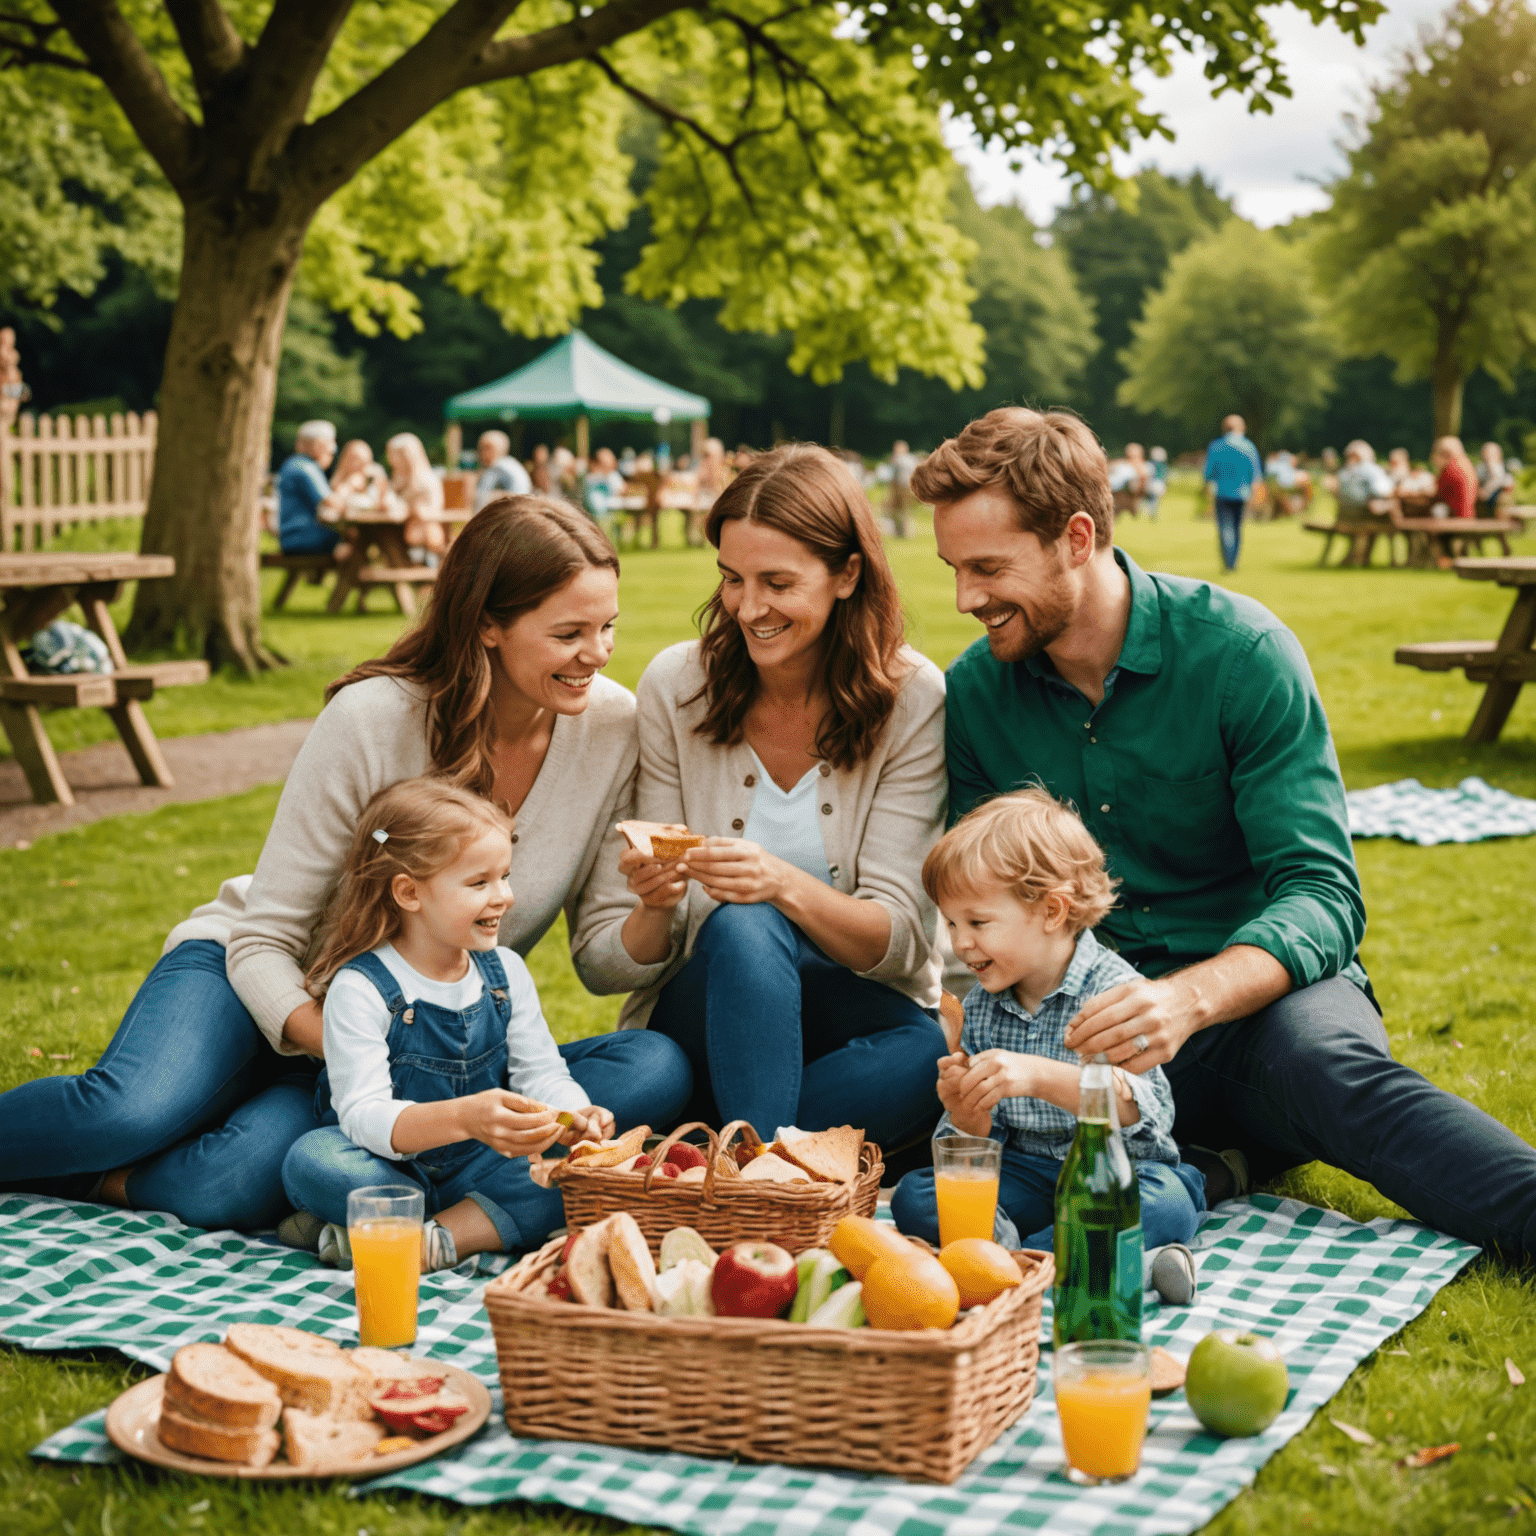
[457,1089,564,1158]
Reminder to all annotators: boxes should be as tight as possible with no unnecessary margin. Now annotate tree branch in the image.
[295,0,693,202]
[49,0,197,186]
[163,0,245,103]
[0,9,92,70]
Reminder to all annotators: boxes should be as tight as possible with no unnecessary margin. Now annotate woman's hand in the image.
[619,843,688,912]
[456,1089,563,1158]
[560,1104,615,1145]
[680,837,793,906]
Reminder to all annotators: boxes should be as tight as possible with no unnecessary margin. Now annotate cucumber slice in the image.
[806,1280,865,1328]
[659,1226,717,1272]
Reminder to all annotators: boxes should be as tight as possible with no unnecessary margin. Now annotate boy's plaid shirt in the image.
[936,927,1181,1165]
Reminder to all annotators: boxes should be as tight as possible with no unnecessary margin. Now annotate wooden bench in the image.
[259,551,335,610]
[1304,519,1400,567]
[1396,557,1536,741]
[352,565,436,616]
[1391,511,1516,565]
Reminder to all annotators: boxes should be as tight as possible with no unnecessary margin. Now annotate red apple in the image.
[666,1142,708,1172]
[711,1242,798,1318]
[659,1162,681,1178]
[633,1153,654,1170]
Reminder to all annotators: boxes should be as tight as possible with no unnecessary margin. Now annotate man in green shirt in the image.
[912,407,1536,1257]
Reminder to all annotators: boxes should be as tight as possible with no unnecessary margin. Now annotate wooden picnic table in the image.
[324,509,438,617]
[0,552,209,805]
[1395,556,1536,742]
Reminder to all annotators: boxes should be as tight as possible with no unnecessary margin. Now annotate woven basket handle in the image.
[641,1121,720,1195]
[711,1119,769,1198]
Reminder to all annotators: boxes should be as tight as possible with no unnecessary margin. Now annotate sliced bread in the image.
[606,1211,657,1311]
[157,1403,280,1467]
[775,1125,863,1184]
[164,1342,282,1431]
[565,1218,615,1307]
[349,1347,443,1392]
[738,1151,812,1184]
[282,1407,387,1468]
[225,1323,369,1418]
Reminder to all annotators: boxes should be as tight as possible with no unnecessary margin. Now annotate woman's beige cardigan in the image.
[617,639,947,1028]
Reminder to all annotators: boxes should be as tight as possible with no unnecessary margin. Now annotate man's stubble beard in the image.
[985,575,1076,664]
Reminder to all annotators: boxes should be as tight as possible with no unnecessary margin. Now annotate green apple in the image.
[1184,1330,1289,1437]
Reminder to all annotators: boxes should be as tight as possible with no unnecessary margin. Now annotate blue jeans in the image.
[279,522,340,556]
[648,903,947,1149]
[0,941,320,1230]
[282,1030,692,1253]
[890,1149,1205,1251]
[1214,496,1246,570]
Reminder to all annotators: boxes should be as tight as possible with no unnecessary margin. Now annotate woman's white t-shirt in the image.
[742,749,834,885]
[322,943,589,1160]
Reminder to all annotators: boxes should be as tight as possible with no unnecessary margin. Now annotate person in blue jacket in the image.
[1203,414,1262,572]
[278,420,344,556]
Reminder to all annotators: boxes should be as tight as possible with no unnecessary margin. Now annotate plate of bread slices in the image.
[104,1323,490,1478]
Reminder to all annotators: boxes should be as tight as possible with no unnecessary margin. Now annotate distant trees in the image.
[1117,222,1337,450]
[1314,0,1536,437]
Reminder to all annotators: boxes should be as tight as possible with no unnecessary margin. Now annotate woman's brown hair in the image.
[328,496,619,794]
[305,776,513,996]
[693,443,906,770]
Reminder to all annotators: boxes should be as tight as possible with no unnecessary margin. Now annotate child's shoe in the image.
[276,1210,326,1252]
[317,1223,353,1269]
[1146,1243,1198,1305]
[422,1219,459,1273]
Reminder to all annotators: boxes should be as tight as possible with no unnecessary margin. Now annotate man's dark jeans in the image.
[1214,495,1246,569]
[1164,975,1536,1256]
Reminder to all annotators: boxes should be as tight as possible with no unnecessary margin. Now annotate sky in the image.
[952,0,1452,227]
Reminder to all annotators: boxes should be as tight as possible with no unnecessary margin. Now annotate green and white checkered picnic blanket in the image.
[13,1192,1475,1536]
[1346,775,1536,844]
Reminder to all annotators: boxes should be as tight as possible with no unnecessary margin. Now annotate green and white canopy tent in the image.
[443,330,710,461]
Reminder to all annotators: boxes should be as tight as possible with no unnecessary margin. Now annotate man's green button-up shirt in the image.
[944,549,1367,988]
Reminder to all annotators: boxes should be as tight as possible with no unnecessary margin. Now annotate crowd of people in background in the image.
[274,415,1527,578]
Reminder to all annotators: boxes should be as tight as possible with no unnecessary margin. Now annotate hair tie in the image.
[372,829,389,844]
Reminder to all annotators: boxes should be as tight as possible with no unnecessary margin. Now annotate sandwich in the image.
[617,820,705,862]
[606,1211,658,1311]
[282,1407,387,1468]
[157,1342,283,1466]
[737,1152,813,1184]
[773,1125,864,1184]
[225,1322,372,1419]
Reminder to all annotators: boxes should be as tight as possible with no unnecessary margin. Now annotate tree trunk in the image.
[126,202,308,672]
[1432,337,1464,440]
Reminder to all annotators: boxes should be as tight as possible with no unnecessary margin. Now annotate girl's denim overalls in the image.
[281,948,565,1253]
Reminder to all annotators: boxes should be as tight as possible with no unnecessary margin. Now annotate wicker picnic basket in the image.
[483,1236,1052,1484]
[549,1120,883,1260]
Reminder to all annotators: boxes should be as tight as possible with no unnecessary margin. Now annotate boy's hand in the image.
[954,1049,1038,1117]
[457,1089,563,1158]
[560,1105,615,1146]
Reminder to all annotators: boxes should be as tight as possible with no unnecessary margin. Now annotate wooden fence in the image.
[1,411,157,551]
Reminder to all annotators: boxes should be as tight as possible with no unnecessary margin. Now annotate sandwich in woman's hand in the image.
[617,820,706,862]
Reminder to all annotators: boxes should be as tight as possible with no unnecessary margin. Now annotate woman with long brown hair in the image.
[615,444,949,1147]
[0,497,690,1231]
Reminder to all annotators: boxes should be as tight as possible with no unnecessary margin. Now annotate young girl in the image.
[280,777,620,1271]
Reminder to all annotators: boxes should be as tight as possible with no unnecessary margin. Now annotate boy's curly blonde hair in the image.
[922,786,1119,933]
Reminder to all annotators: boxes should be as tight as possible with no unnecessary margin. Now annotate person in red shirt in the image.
[1432,435,1476,518]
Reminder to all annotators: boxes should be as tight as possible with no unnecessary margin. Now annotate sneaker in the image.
[317,1223,353,1270]
[423,1220,459,1272]
[1148,1243,1198,1306]
[1183,1145,1251,1206]
[276,1211,326,1253]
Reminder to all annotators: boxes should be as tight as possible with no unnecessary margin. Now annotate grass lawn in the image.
[2,484,1535,1532]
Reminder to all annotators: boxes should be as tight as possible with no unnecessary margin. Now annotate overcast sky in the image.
[952,0,1452,226]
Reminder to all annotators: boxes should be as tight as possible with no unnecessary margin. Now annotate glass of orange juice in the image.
[932,1134,1002,1246]
[347,1184,425,1349]
[1054,1339,1152,1485]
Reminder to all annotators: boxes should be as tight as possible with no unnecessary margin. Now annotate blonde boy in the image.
[890,788,1204,1270]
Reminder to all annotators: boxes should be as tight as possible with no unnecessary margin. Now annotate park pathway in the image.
[0,719,312,847]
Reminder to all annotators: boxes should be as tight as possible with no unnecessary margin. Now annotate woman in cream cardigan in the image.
[0,499,690,1231]
[618,444,949,1149]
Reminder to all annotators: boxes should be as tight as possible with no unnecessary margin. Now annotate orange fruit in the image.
[938,1239,1022,1308]
[828,1216,913,1281]
[862,1249,961,1331]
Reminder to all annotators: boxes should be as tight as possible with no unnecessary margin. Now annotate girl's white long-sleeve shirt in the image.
[322,943,590,1159]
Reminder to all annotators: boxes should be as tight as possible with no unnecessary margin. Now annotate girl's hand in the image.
[560,1105,615,1145]
[619,844,688,912]
[680,837,792,906]
[457,1089,562,1158]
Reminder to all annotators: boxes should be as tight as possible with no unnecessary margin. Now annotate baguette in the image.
[225,1323,370,1419]
[164,1342,282,1431]
[282,1407,387,1468]
[157,1403,280,1467]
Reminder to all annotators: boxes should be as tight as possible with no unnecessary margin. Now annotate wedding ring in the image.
[1132,1033,1150,1054]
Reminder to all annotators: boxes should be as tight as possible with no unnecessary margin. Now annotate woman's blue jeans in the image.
[0,940,320,1230]
[282,1030,692,1253]
[647,903,946,1149]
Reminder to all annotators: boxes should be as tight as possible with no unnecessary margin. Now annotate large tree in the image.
[2,0,1378,669]
[1118,220,1337,451]
[1313,0,1536,439]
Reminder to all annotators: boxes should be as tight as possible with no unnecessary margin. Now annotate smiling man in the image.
[913,406,1536,1257]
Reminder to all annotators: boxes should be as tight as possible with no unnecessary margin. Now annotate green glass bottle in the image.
[1052,1053,1142,1346]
